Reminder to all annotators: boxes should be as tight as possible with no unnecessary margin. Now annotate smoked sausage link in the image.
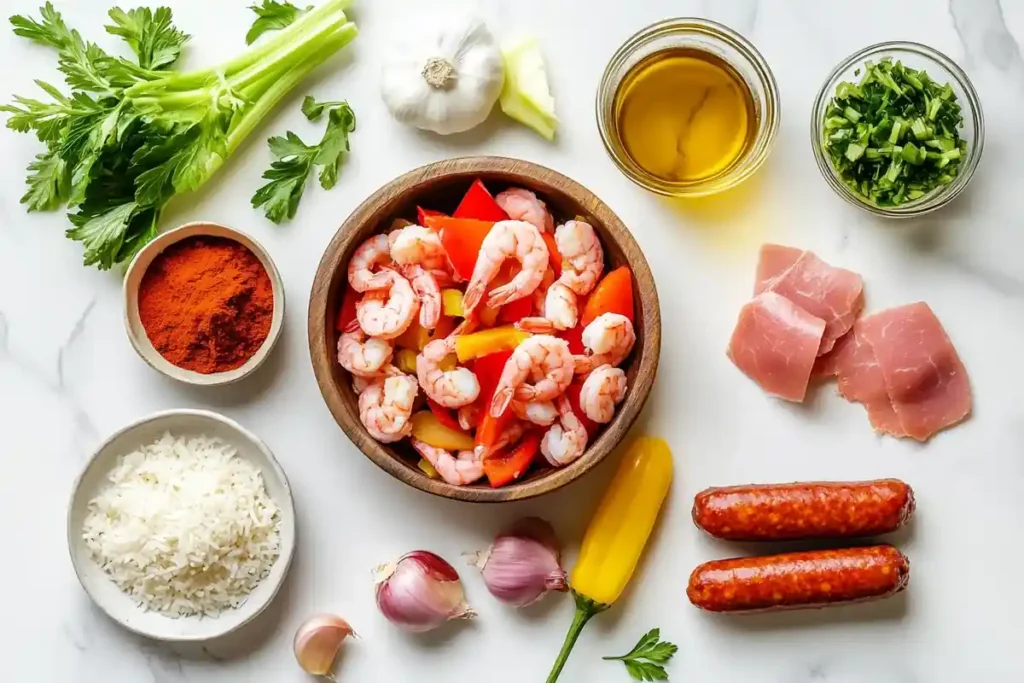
[691,479,914,541]
[687,545,910,613]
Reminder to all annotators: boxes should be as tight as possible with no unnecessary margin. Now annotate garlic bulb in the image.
[381,13,505,135]
[374,550,476,632]
[470,517,567,607]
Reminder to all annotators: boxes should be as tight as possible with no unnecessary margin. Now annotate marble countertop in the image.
[3,0,1023,680]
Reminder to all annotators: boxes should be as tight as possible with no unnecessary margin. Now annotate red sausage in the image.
[692,479,914,541]
[687,545,910,613]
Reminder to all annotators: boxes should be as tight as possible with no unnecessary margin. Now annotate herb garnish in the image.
[822,57,967,207]
[246,1,310,45]
[603,628,678,681]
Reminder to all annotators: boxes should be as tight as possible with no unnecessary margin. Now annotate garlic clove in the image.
[293,614,355,677]
[375,550,475,632]
[473,517,568,607]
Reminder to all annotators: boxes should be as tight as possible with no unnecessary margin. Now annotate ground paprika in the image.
[138,236,274,374]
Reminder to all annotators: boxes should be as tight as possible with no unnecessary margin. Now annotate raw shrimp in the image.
[490,335,573,417]
[356,269,419,340]
[512,399,558,426]
[462,220,549,314]
[348,233,395,292]
[578,365,627,423]
[359,374,418,443]
[402,264,442,330]
[391,224,450,272]
[541,397,589,467]
[495,188,555,233]
[337,319,394,377]
[412,439,484,486]
[574,313,636,374]
[417,336,480,408]
[457,404,480,431]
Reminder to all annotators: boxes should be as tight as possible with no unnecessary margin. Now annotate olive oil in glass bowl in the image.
[597,18,780,197]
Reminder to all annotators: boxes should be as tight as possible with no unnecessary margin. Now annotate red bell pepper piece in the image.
[497,296,534,324]
[483,431,541,487]
[541,232,561,278]
[565,381,600,437]
[454,179,509,222]
[426,216,495,281]
[469,349,514,447]
[417,206,445,226]
[559,322,586,355]
[581,266,634,327]
[334,286,360,331]
[427,398,465,433]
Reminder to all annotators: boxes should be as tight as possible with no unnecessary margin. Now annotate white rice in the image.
[82,432,281,618]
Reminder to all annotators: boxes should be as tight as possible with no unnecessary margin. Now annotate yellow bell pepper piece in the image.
[410,411,476,451]
[442,289,465,317]
[546,437,673,682]
[417,459,439,478]
[394,321,431,351]
[439,353,457,371]
[396,348,418,374]
[454,325,530,363]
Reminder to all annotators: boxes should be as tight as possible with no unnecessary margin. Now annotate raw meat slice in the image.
[727,292,826,402]
[754,244,803,294]
[858,302,972,441]
[831,323,905,437]
[763,250,864,356]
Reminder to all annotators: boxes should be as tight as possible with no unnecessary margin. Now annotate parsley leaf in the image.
[301,95,347,121]
[10,2,74,49]
[22,149,69,211]
[105,7,189,71]
[246,1,310,45]
[65,201,137,269]
[251,100,355,223]
[603,628,678,682]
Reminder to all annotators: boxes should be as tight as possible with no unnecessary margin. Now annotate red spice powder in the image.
[138,236,274,374]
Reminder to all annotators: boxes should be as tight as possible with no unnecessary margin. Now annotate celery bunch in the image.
[1,1,357,269]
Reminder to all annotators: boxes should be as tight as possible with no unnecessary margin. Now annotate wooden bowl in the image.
[308,157,661,502]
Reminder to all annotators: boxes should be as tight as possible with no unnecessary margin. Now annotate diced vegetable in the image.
[417,206,444,225]
[427,398,465,433]
[497,296,533,324]
[455,326,530,363]
[499,38,557,140]
[453,179,509,221]
[541,232,562,277]
[483,431,541,487]
[395,321,431,351]
[427,216,495,280]
[560,323,586,355]
[565,381,599,437]
[475,305,501,328]
[417,459,439,478]
[581,267,634,327]
[410,411,475,450]
[442,289,465,317]
[396,348,418,374]
[821,57,967,207]
[430,314,458,342]
[438,353,457,372]
[334,286,359,331]
[470,349,515,448]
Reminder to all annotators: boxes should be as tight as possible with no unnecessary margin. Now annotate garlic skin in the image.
[381,13,504,135]
[375,550,475,632]
[473,517,568,607]
[293,614,355,677]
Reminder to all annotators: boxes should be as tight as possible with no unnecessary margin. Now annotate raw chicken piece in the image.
[858,302,972,441]
[754,243,803,294]
[830,323,905,437]
[727,292,826,402]
[765,251,864,356]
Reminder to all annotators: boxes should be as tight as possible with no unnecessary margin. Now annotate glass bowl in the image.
[596,18,780,197]
[811,41,985,218]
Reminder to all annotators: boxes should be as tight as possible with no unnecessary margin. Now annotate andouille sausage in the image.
[692,479,914,541]
[687,545,910,613]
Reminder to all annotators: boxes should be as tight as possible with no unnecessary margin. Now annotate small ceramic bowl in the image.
[67,409,296,643]
[811,41,984,217]
[123,222,285,386]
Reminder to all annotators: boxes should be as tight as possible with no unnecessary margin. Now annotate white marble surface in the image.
[2,0,1023,680]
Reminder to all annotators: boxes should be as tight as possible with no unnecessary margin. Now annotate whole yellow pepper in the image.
[546,437,673,682]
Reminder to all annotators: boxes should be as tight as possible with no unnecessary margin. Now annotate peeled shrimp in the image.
[490,335,573,417]
[391,224,450,272]
[462,220,549,314]
[495,188,555,234]
[348,234,395,292]
[541,397,589,467]
[356,269,419,340]
[457,404,480,431]
[359,374,418,443]
[412,439,484,486]
[578,365,627,423]
[474,420,528,460]
[417,336,480,408]
[574,313,636,374]
[337,320,394,377]
[512,400,558,426]
[556,220,604,296]
[518,281,576,333]
[401,264,442,330]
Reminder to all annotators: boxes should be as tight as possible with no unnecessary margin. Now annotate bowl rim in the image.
[810,40,985,218]
[308,156,662,503]
[122,221,286,386]
[66,408,297,643]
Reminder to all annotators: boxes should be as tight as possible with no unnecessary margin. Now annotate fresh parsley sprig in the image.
[251,98,356,223]
[603,628,678,681]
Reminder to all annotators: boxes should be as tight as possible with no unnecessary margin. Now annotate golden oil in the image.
[613,48,756,184]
